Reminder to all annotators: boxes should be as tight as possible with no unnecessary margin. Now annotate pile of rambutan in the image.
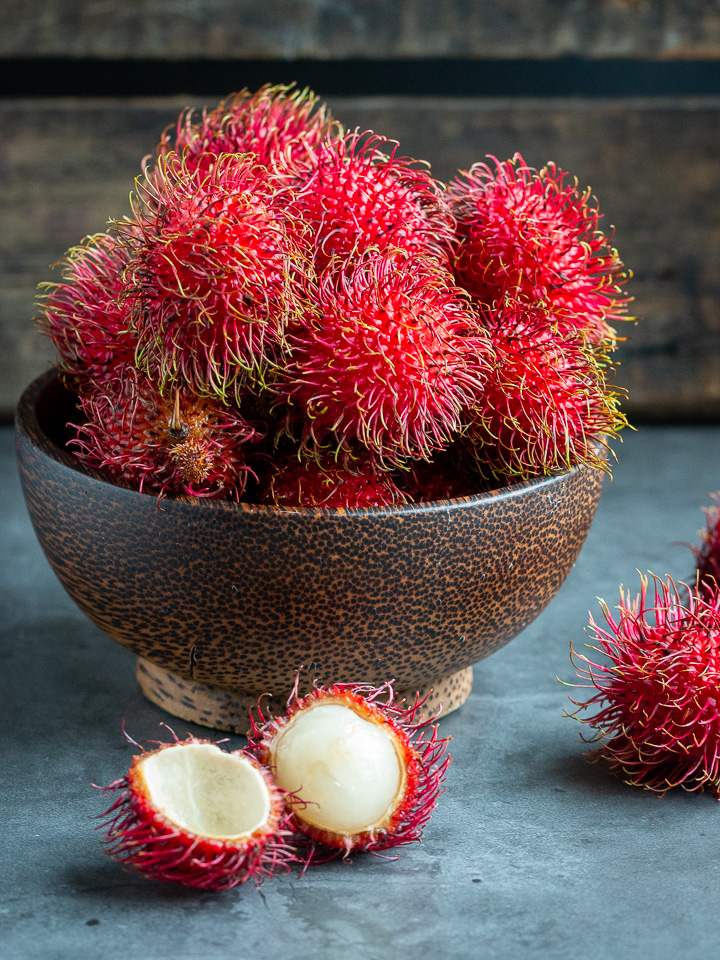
[568,496,720,797]
[95,680,450,889]
[37,83,632,505]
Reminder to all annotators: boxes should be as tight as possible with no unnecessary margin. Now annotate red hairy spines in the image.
[467,297,625,481]
[259,452,408,507]
[448,154,632,347]
[95,736,296,890]
[247,681,451,859]
[158,84,334,175]
[293,130,455,270]
[279,254,489,467]
[398,445,481,503]
[36,233,135,382]
[71,366,258,499]
[569,574,720,796]
[123,151,309,399]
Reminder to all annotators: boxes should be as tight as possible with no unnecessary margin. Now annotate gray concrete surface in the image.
[2,425,720,960]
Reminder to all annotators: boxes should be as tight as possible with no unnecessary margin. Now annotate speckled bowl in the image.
[16,370,605,733]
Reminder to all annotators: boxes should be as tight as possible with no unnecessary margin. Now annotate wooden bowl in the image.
[15,370,605,733]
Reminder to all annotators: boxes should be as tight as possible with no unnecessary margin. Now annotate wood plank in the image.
[1,96,719,420]
[3,1,720,59]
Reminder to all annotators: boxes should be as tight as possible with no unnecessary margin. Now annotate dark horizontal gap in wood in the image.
[1,409,716,427]
[2,57,720,98]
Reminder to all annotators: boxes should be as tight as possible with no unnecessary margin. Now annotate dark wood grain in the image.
[2,95,719,419]
[3,1,720,59]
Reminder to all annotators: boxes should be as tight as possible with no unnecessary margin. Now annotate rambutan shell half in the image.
[95,736,296,889]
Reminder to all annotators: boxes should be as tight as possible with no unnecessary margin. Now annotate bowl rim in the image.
[16,368,592,519]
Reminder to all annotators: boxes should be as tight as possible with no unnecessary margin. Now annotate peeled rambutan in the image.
[292,130,454,271]
[693,494,720,598]
[95,733,296,889]
[158,84,334,176]
[569,574,720,796]
[123,151,308,399]
[36,232,135,382]
[279,254,489,467]
[448,154,632,346]
[71,365,257,499]
[258,450,407,508]
[247,681,451,859]
[467,297,626,481]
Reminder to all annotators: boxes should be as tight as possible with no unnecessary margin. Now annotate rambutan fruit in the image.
[123,151,308,400]
[279,254,490,467]
[397,444,483,503]
[95,734,295,889]
[467,297,626,481]
[247,681,451,859]
[71,366,258,499]
[258,450,408,508]
[448,154,632,346]
[569,574,720,796]
[36,232,135,382]
[158,84,334,176]
[292,130,454,271]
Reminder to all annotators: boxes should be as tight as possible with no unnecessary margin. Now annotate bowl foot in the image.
[136,658,473,735]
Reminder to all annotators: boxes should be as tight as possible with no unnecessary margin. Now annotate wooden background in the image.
[2,1,720,422]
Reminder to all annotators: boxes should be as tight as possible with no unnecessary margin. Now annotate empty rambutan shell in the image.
[568,574,720,796]
[95,735,296,889]
[448,153,632,347]
[247,682,451,859]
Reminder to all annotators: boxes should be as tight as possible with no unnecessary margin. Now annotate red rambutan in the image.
[258,450,407,508]
[36,233,135,382]
[158,84,334,176]
[279,254,489,467]
[71,366,258,499]
[397,444,482,503]
[292,130,454,271]
[95,732,296,889]
[569,574,720,796]
[467,297,626,481]
[448,154,632,346]
[123,151,308,399]
[247,680,451,859]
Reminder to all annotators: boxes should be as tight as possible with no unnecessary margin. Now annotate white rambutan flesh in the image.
[248,682,451,859]
[139,742,271,839]
[271,701,405,836]
[95,736,295,889]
